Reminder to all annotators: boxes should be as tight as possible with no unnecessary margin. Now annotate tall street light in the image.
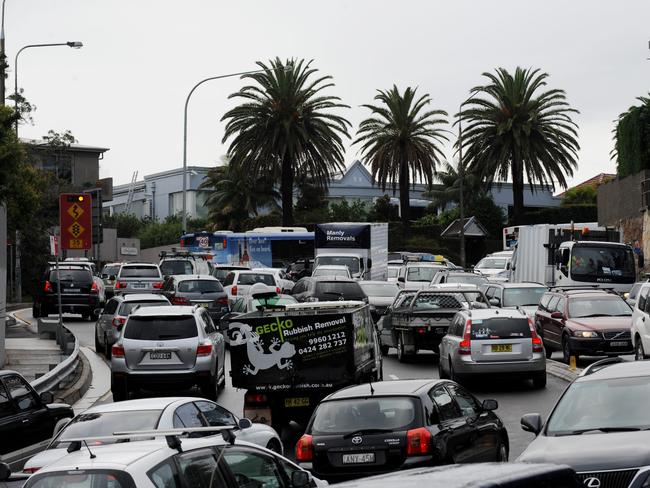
[14,41,83,133]
[181,66,288,234]
[457,100,470,269]
[1,0,8,105]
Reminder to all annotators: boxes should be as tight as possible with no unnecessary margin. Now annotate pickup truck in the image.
[379,288,488,362]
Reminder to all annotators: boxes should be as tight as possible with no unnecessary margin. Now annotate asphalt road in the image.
[58,314,576,460]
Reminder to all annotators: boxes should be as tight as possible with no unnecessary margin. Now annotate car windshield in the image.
[119,301,169,316]
[49,269,92,282]
[546,376,650,435]
[360,283,400,297]
[178,280,223,293]
[476,258,508,270]
[503,287,547,307]
[388,267,399,278]
[570,246,635,281]
[252,296,297,308]
[124,316,197,340]
[101,265,120,277]
[315,282,366,300]
[412,293,463,310]
[311,397,418,435]
[568,297,632,317]
[446,274,488,286]
[471,317,531,340]
[160,260,193,276]
[237,273,275,286]
[406,266,441,282]
[53,410,162,448]
[313,267,349,278]
[120,266,160,278]
[314,256,360,274]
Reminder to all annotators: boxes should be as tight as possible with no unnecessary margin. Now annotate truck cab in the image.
[313,252,365,280]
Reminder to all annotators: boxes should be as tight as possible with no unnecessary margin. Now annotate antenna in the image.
[67,440,96,459]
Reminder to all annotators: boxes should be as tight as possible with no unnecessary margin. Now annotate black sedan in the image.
[296,379,507,480]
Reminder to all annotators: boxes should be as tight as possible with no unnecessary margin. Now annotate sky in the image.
[11,0,650,189]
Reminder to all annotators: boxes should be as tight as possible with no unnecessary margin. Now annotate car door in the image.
[0,380,20,459]
[429,385,475,464]
[634,285,650,343]
[97,298,119,344]
[219,446,288,488]
[440,315,462,374]
[446,383,498,461]
[174,447,226,488]
[547,296,566,345]
[541,295,561,347]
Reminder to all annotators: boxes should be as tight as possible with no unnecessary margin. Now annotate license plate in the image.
[67,288,80,293]
[149,352,172,360]
[284,397,309,408]
[132,283,146,289]
[491,344,512,353]
[342,453,375,464]
[611,341,629,347]
[199,303,210,308]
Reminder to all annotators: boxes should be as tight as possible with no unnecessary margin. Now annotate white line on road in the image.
[388,374,399,380]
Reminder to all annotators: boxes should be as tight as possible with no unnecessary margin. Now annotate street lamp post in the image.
[14,41,83,133]
[1,0,7,105]
[458,102,467,269]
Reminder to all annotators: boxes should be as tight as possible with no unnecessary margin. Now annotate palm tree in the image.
[424,161,487,211]
[354,86,448,225]
[459,67,579,224]
[199,159,278,231]
[222,58,350,226]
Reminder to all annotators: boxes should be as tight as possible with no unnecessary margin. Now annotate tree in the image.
[368,194,399,222]
[329,197,368,222]
[199,158,278,231]
[459,67,579,224]
[355,86,448,226]
[103,213,143,238]
[561,185,597,206]
[424,161,487,211]
[611,94,650,177]
[0,106,25,202]
[222,58,350,226]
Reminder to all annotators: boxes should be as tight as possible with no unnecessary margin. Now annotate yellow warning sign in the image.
[68,222,85,238]
[67,203,85,220]
[69,239,83,249]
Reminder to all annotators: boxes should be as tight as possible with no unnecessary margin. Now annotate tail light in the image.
[112,344,125,358]
[529,318,544,353]
[197,341,213,356]
[458,319,472,355]
[22,467,40,474]
[296,434,314,462]
[171,296,190,305]
[216,296,229,306]
[416,327,426,334]
[91,281,99,294]
[44,280,52,292]
[152,282,163,289]
[276,287,281,294]
[244,392,268,404]
[406,427,432,456]
[115,281,127,289]
[231,286,238,296]
[112,317,126,328]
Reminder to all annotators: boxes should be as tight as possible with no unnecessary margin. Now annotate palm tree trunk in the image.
[511,155,525,224]
[399,156,410,226]
[280,153,295,226]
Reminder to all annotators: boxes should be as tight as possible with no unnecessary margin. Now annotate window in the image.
[149,461,178,488]
[484,287,495,299]
[430,387,460,422]
[27,470,137,488]
[160,260,194,276]
[314,282,366,301]
[554,298,566,314]
[195,401,236,427]
[0,382,14,418]
[173,403,205,428]
[49,269,93,283]
[222,448,285,488]
[471,318,531,340]
[201,312,216,334]
[178,280,223,293]
[124,316,198,340]
[176,450,222,488]
[104,299,119,315]
[568,297,632,318]
[638,286,650,312]
[119,266,161,278]
[570,245,635,281]
[503,287,547,307]
[539,293,552,311]
[237,273,276,286]
[546,296,560,314]
[223,273,235,286]
[447,384,480,418]
[3,375,37,412]
[119,300,169,316]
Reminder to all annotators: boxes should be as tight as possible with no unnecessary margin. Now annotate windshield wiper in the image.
[576,314,609,318]
[556,427,641,436]
[342,428,393,439]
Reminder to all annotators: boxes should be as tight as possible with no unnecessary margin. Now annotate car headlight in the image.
[573,330,599,338]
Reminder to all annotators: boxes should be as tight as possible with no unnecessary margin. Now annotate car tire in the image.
[635,339,648,361]
[397,334,408,363]
[200,374,219,401]
[94,329,104,354]
[266,439,282,454]
[449,361,461,384]
[496,438,509,462]
[544,345,553,359]
[532,372,547,389]
[111,377,128,402]
[438,357,449,379]
[562,335,577,365]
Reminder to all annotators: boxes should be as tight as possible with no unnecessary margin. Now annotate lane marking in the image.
[389,374,399,381]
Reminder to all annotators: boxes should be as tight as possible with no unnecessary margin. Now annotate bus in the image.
[180,227,314,269]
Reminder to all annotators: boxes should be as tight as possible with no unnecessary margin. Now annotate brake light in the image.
[44,280,52,292]
[152,282,163,289]
[276,287,281,294]
[171,296,190,305]
[296,434,313,462]
[416,327,426,334]
[406,427,432,456]
[112,344,125,358]
[197,341,213,356]
[91,281,99,294]
[112,317,126,328]
[232,285,238,296]
[529,318,544,353]
[216,296,229,306]
[22,467,40,474]
[115,281,127,289]
[244,392,268,404]
[458,319,472,355]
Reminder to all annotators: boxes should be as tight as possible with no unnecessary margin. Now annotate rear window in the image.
[101,265,121,277]
[124,316,198,340]
[237,273,275,286]
[119,301,169,316]
[26,471,136,488]
[53,410,162,448]
[315,282,366,300]
[412,293,462,310]
[471,318,531,340]
[49,269,92,282]
[120,266,161,278]
[160,260,194,276]
[178,280,223,293]
[311,397,419,435]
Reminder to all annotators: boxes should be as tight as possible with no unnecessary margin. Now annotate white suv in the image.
[631,283,650,360]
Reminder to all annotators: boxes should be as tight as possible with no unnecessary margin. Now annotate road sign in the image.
[49,235,59,256]
[60,193,92,250]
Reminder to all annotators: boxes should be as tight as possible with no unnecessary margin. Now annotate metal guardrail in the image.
[29,319,80,395]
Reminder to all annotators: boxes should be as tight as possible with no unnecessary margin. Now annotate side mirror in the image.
[367,258,373,269]
[398,277,405,283]
[489,298,500,307]
[40,391,54,404]
[481,399,498,411]
[291,471,311,488]
[521,413,543,435]
[238,418,252,430]
[550,311,564,320]
[0,462,11,482]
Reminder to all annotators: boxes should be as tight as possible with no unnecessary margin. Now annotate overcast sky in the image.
[11,0,650,189]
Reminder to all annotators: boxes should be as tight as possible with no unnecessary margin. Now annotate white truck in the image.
[507,223,635,293]
[314,223,388,280]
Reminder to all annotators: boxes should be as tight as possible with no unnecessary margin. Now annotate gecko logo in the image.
[230,323,296,376]
[254,317,294,343]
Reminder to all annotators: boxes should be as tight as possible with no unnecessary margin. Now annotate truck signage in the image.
[315,224,370,249]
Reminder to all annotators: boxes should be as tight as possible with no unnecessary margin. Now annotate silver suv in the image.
[110,306,226,402]
[114,263,164,295]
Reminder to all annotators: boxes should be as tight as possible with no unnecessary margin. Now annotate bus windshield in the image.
[570,245,635,283]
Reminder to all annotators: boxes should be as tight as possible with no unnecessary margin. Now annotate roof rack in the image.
[160,248,192,259]
[549,285,616,293]
[580,356,625,377]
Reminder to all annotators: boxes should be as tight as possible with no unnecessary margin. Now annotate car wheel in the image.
[438,357,449,379]
[397,334,407,363]
[544,344,553,359]
[635,339,647,361]
[266,439,282,454]
[111,377,128,402]
[94,329,104,354]
[32,303,40,318]
[562,335,576,365]
[496,439,509,462]
[532,372,547,389]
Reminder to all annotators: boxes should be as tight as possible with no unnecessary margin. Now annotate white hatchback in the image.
[631,283,650,360]
[221,270,280,304]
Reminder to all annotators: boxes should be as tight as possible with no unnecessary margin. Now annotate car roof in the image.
[461,308,527,319]
[311,276,359,283]
[325,379,439,400]
[83,396,196,413]
[490,282,546,288]
[550,289,619,299]
[577,360,650,383]
[130,305,195,317]
[173,275,218,281]
[315,265,349,269]
[237,270,274,275]
[121,262,158,267]
[121,293,169,302]
[359,281,398,286]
